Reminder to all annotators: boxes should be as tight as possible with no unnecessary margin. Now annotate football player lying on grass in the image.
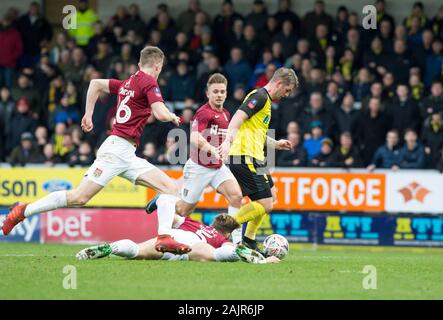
[76,211,279,264]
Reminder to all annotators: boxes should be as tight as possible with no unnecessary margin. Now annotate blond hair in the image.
[207,73,228,89]
[270,67,299,88]
[139,46,165,68]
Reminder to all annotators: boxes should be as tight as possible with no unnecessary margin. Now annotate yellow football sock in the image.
[233,202,266,225]
[245,212,267,240]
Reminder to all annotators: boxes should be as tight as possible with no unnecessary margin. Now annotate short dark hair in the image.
[212,214,240,235]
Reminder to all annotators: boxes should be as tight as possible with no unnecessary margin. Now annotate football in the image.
[263,234,289,260]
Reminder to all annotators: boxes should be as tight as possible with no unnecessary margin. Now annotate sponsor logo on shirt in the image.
[248,99,257,109]
[154,87,162,97]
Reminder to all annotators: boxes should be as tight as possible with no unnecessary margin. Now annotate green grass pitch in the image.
[1,243,442,299]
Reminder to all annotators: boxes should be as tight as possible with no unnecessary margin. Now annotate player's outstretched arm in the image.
[267,136,292,151]
[151,101,180,126]
[82,79,111,132]
[219,110,248,159]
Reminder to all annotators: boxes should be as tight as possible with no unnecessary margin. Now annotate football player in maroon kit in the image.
[76,210,280,264]
[146,73,244,243]
[1,46,190,254]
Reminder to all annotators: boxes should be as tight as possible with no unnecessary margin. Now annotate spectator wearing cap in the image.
[422,112,443,168]
[277,132,307,167]
[68,0,97,48]
[224,47,252,93]
[328,131,363,168]
[245,0,268,35]
[303,121,325,160]
[367,129,401,171]
[17,2,52,68]
[390,84,420,138]
[398,128,425,169]
[310,137,334,167]
[356,96,392,165]
[0,12,23,88]
[7,132,44,166]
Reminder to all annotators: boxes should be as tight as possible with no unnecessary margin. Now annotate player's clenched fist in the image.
[81,115,93,132]
[275,139,292,150]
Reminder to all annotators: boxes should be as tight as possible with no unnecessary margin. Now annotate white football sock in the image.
[110,239,139,259]
[24,191,67,217]
[161,252,189,261]
[228,206,242,244]
[157,194,180,235]
[214,245,239,262]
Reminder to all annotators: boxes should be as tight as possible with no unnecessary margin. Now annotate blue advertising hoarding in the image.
[0,208,40,243]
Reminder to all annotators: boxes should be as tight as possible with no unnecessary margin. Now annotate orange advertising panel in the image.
[147,170,386,212]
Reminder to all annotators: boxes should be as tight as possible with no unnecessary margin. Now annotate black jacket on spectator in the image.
[309,150,333,167]
[420,95,443,121]
[356,111,392,165]
[384,52,412,84]
[422,123,443,168]
[398,143,426,169]
[370,144,401,168]
[327,146,364,168]
[300,106,335,136]
[8,145,44,166]
[389,98,421,137]
[277,146,308,167]
[6,112,37,155]
[334,107,360,137]
[277,91,307,137]
[17,14,53,56]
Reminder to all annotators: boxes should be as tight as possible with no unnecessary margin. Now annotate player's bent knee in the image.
[67,190,90,206]
[228,194,243,208]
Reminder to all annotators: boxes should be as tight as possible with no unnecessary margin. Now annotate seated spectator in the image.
[142,142,159,164]
[310,137,334,167]
[42,143,60,166]
[225,84,246,116]
[398,129,426,169]
[34,126,48,152]
[328,131,363,168]
[68,141,94,167]
[7,132,44,166]
[255,63,277,88]
[422,112,443,168]
[52,95,80,127]
[277,132,307,167]
[303,121,325,161]
[301,92,334,137]
[367,129,401,171]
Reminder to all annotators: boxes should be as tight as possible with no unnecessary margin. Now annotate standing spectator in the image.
[367,129,401,171]
[352,68,372,104]
[378,19,394,53]
[361,81,384,111]
[0,13,23,88]
[310,138,334,167]
[11,73,39,116]
[424,39,443,87]
[6,97,37,155]
[62,47,87,86]
[0,86,15,139]
[49,32,69,65]
[274,0,301,35]
[68,0,97,48]
[324,81,342,110]
[122,4,146,37]
[398,129,425,169]
[430,6,443,39]
[195,54,223,102]
[177,0,209,35]
[277,132,307,167]
[302,0,333,39]
[273,20,298,60]
[420,80,443,121]
[212,0,243,63]
[357,97,392,165]
[7,132,44,166]
[328,131,363,168]
[166,61,196,101]
[17,2,52,67]
[375,0,395,31]
[390,84,420,137]
[422,112,443,168]
[334,93,360,137]
[245,0,268,34]
[300,92,335,137]
[239,24,261,66]
[224,47,252,92]
[386,39,412,84]
[91,38,112,76]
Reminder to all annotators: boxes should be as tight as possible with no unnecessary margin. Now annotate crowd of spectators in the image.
[0,0,442,171]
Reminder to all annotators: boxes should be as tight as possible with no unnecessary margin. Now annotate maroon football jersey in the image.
[190,103,230,168]
[108,70,164,145]
[179,217,229,248]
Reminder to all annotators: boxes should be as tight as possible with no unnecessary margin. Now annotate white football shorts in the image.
[170,229,204,246]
